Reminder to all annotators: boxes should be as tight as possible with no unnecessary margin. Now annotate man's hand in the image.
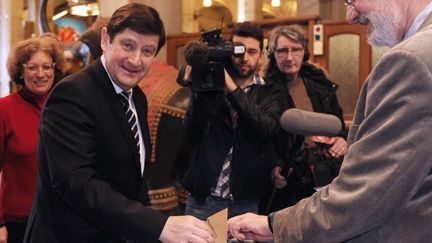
[224,69,238,92]
[0,226,7,243]
[227,213,273,242]
[183,65,192,83]
[159,215,215,243]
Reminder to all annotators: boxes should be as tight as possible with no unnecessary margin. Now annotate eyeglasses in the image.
[275,47,304,58]
[345,0,367,24]
[23,63,55,74]
[344,0,356,7]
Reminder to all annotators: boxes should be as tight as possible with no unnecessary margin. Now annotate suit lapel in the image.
[90,59,143,176]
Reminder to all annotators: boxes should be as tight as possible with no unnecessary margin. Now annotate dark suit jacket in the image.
[24,59,168,243]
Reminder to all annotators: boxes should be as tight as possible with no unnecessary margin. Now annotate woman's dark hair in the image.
[106,3,166,55]
[7,37,65,85]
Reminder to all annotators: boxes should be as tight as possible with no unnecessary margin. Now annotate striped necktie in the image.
[118,91,140,155]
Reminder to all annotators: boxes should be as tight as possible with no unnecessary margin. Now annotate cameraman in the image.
[181,22,286,220]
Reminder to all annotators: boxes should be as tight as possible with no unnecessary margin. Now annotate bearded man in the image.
[228,1,432,242]
[181,22,286,220]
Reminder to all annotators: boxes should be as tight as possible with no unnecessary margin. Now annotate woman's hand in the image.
[271,166,288,189]
[311,136,347,158]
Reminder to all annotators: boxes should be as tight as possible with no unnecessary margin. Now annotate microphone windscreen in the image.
[184,40,208,66]
[280,108,342,136]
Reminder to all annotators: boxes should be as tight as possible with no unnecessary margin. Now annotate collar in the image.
[404,1,432,40]
[253,73,265,85]
[18,85,49,109]
[101,55,132,95]
[243,73,265,92]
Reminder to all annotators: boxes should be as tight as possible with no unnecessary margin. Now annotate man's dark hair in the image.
[230,22,264,51]
[106,3,166,55]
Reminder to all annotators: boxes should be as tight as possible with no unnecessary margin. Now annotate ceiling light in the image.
[271,0,281,7]
[52,10,68,20]
[69,2,99,17]
[203,0,212,7]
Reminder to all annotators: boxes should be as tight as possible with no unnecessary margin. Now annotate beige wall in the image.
[99,0,128,17]
[320,0,347,20]
[137,0,182,63]
[0,0,24,96]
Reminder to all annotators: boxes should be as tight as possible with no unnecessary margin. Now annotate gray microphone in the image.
[280,108,342,136]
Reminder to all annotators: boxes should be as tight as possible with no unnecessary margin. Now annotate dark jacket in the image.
[24,59,168,243]
[181,79,286,202]
[266,62,347,163]
[263,62,347,211]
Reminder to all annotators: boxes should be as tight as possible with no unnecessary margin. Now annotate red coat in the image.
[0,90,47,224]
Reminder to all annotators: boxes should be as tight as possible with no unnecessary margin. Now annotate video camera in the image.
[176,28,246,92]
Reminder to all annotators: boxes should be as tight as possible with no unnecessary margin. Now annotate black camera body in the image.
[190,62,224,92]
[281,144,342,189]
[202,29,246,60]
[178,28,245,92]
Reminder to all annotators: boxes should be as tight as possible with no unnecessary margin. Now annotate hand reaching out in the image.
[159,215,215,243]
[227,213,273,242]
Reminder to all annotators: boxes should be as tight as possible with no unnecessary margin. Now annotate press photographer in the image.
[181,22,287,220]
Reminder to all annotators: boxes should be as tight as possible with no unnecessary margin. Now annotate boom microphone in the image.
[280,108,342,136]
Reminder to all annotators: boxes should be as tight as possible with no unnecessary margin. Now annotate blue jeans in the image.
[185,195,258,220]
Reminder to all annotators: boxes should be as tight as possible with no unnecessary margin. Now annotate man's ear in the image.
[100,27,109,52]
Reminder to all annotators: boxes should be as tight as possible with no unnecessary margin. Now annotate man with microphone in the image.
[228,0,432,242]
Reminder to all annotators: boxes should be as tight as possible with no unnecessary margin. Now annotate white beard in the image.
[364,2,403,47]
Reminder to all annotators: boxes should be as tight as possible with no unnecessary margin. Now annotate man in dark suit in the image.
[24,3,215,243]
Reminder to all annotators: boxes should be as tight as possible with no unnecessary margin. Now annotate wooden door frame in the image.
[313,21,370,123]
[314,21,371,93]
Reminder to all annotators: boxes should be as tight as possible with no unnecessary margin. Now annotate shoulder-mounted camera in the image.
[176,28,245,92]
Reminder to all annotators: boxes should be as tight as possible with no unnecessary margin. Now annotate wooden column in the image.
[242,0,263,22]
[181,0,199,33]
